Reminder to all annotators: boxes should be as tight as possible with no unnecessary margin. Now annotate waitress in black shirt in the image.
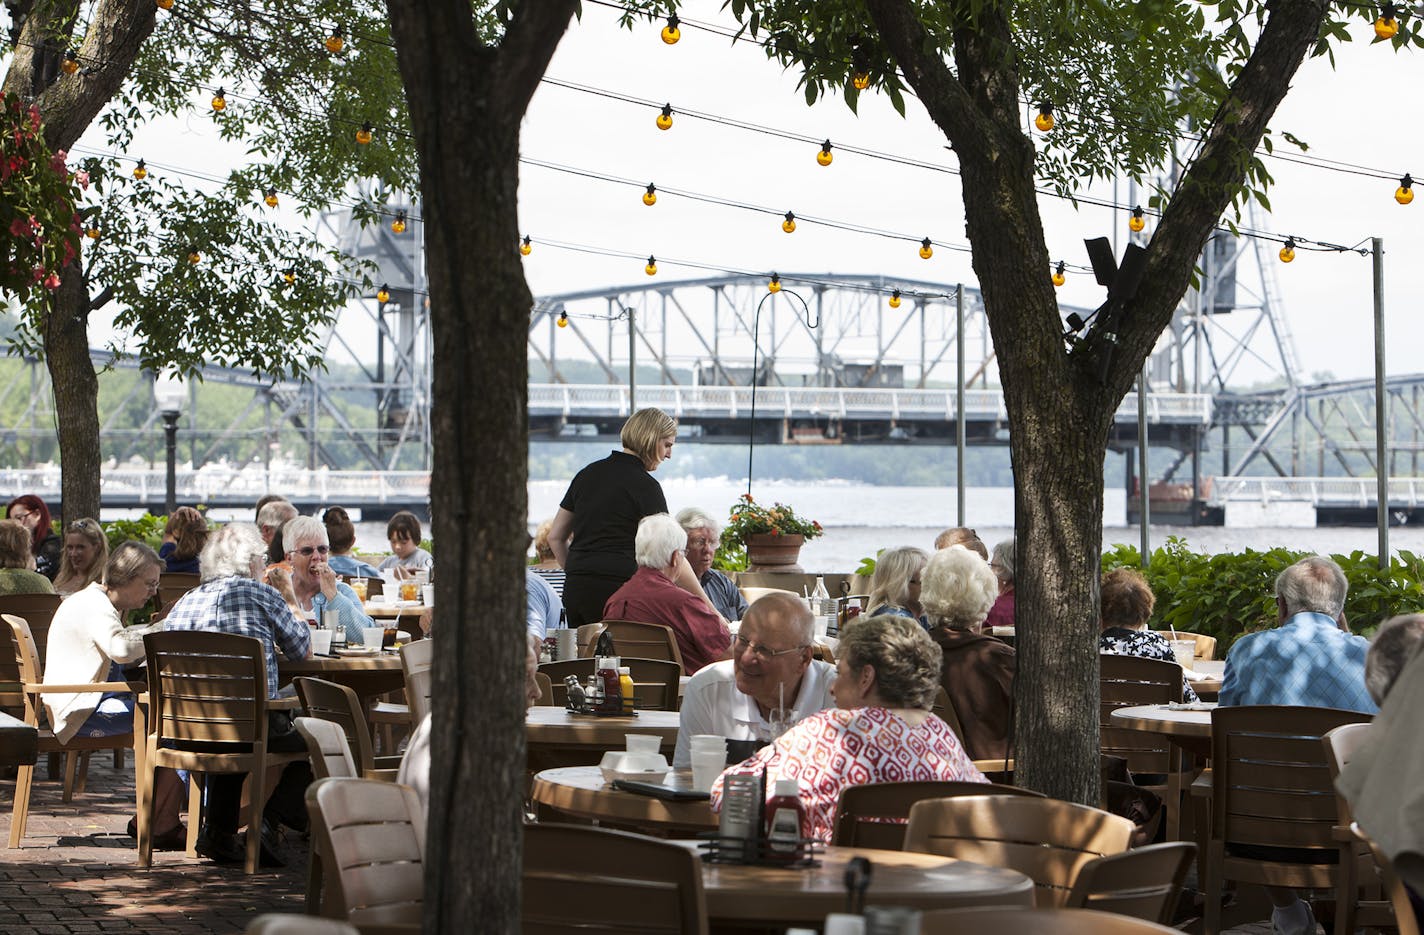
[549,408,676,627]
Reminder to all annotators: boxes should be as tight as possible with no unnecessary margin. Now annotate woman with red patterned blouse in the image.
[710,614,986,841]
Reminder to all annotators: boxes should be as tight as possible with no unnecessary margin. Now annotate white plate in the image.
[337,646,381,657]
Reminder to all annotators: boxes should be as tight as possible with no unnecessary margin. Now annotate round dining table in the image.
[1187,659,1225,699]
[531,765,716,834]
[278,650,405,700]
[674,841,1035,929]
[526,705,681,772]
[1110,702,1215,757]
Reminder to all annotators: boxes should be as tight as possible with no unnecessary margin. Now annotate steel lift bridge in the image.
[1,204,1419,522]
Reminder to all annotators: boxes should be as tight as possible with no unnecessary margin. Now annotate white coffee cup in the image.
[310,629,332,655]
[421,583,434,606]
[691,749,725,793]
[624,733,661,754]
[362,626,386,649]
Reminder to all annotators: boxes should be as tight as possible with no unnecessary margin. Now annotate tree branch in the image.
[493,0,580,116]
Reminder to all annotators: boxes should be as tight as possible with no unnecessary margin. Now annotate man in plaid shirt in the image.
[163,521,311,867]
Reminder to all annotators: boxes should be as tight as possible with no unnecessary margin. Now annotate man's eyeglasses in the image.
[686,537,716,550]
[733,633,807,662]
[294,545,331,557]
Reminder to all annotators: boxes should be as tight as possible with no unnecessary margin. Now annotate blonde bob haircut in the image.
[620,408,677,468]
[837,614,943,710]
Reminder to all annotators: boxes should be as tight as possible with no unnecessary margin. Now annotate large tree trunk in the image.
[384,3,577,932]
[43,274,101,524]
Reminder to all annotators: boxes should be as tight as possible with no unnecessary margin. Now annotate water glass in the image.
[1171,640,1196,670]
[310,629,332,655]
[691,749,726,793]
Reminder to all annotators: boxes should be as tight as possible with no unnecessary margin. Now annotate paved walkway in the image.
[1,758,1299,934]
[1,758,307,934]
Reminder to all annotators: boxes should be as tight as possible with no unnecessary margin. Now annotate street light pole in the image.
[161,410,179,514]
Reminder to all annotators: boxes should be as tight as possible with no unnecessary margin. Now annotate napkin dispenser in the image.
[715,770,764,863]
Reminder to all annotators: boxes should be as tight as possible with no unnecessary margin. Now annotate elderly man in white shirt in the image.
[673,591,835,768]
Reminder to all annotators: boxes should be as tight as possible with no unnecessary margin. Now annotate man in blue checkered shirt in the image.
[163,521,311,867]
[1218,554,1377,935]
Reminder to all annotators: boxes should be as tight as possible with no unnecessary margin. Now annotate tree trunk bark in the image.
[384,3,578,932]
[43,272,100,525]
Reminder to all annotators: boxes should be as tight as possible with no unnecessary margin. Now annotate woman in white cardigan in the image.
[43,540,187,848]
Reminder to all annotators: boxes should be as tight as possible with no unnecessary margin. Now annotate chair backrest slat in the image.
[598,620,685,671]
[832,780,1044,849]
[1065,841,1196,924]
[296,677,376,773]
[144,631,269,746]
[0,594,62,669]
[306,778,424,927]
[296,716,358,780]
[399,641,433,723]
[1100,655,1181,776]
[3,614,44,725]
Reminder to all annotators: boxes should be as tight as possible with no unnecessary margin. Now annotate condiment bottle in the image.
[584,674,601,709]
[618,666,636,714]
[765,777,806,862]
[596,656,622,713]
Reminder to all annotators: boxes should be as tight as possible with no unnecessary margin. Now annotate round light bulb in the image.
[520,236,532,256]
[188,250,202,265]
[1129,214,1145,233]
[283,268,295,284]
[156,0,174,9]
[355,123,373,145]
[1035,105,1055,132]
[852,71,870,90]
[264,188,278,208]
[325,30,345,54]
[656,107,673,130]
[86,227,100,240]
[1052,271,1066,287]
[1279,241,1296,263]
[817,141,833,166]
[1375,16,1399,39]
[889,291,901,309]
[782,212,796,234]
[62,51,79,75]
[645,256,657,276]
[377,284,390,303]
[391,211,407,234]
[642,184,657,206]
[211,88,226,112]
[768,275,781,294]
[1396,175,1414,205]
[557,312,569,329]
[661,16,680,44]
[919,238,933,260]
[133,160,148,180]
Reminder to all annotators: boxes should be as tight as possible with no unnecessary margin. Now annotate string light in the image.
[782,211,796,233]
[61,51,79,75]
[851,70,870,91]
[155,0,173,8]
[376,283,390,303]
[325,27,345,54]
[656,104,673,130]
[520,235,533,256]
[355,122,373,145]
[661,14,680,44]
[889,289,901,309]
[1375,3,1399,38]
[1129,206,1145,232]
[645,255,657,276]
[1396,174,1414,204]
[768,273,781,293]
[283,267,296,283]
[391,211,407,234]
[132,159,147,180]
[211,87,226,112]
[85,226,100,240]
[1279,238,1296,263]
[1052,261,1066,287]
[642,183,657,206]
[557,310,569,328]
[918,237,933,260]
[187,249,202,264]
[817,140,833,166]
[1035,102,1055,132]
[264,187,279,208]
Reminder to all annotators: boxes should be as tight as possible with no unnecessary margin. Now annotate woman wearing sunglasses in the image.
[282,515,374,646]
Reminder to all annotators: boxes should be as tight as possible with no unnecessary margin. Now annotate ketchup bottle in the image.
[764,777,806,862]
[596,656,623,713]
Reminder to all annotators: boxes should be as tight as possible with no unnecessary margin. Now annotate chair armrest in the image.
[267,695,302,711]
[23,681,135,694]
[362,768,401,783]
[1189,769,1213,798]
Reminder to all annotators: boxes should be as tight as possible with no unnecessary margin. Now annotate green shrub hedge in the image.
[1102,535,1424,650]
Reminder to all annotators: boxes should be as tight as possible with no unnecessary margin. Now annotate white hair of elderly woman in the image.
[634,513,689,568]
[920,545,1000,631]
[200,522,268,582]
[281,515,328,552]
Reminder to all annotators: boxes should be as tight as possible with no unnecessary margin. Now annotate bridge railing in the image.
[0,468,432,506]
[528,384,1213,424]
[1209,476,1424,508]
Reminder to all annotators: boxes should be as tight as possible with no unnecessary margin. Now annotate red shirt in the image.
[603,566,730,673]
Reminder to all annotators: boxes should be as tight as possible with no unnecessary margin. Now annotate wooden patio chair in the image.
[831,779,1043,850]
[156,572,201,615]
[1065,841,1197,924]
[1321,723,1416,935]
[1099,654,1189,839]
[919,907,1181,935]
[904,794,1135,907]
[305,778,424,929]
[0,593,62,669]
[596,620,685,671]
[4,613,139,848]
[1201,704,1373,935]
[294,717,358,915]
[538,657,681,710]
[523,822,708,935]
[534,672,553,706]
[1149,630,1217,661]
[368,638,432,752]
[294,677,399,779]
[138,630,307,873]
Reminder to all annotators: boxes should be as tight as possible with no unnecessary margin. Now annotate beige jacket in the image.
[1337,642,1424,893]
[41,583,150,744]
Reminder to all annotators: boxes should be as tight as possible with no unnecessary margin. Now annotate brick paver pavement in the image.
[1,759,307,933]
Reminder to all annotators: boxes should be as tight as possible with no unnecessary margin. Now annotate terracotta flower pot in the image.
[744,533,805,571]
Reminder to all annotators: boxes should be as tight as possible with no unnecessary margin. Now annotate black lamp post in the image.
[153,372,186,515]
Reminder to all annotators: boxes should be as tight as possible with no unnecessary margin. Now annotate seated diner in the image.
[710,614,985,842]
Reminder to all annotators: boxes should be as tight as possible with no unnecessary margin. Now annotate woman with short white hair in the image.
[919,546,1017,760]
[283,515,375,645]
[985,538,1016,631]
